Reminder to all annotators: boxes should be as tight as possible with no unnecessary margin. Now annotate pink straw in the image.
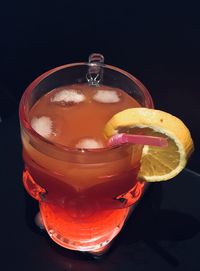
[108,133,168,147]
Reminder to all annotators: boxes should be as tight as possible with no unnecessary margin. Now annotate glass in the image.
[19,53,154,255]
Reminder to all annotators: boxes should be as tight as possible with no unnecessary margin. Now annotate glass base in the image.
[35,211,114,255]
[24,169,148,255]
[48,227,116,255]
[40,208,129,255]
[34,183,149,255]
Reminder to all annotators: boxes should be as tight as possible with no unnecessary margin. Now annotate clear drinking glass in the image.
[19,53,153,255]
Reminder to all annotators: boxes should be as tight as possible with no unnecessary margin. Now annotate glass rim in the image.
[19,61,154,154]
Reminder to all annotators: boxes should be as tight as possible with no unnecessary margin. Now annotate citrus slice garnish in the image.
[104,108,194,182]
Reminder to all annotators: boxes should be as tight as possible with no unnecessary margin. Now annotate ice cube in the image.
[93,90,120,103]
[31,116,53,137]
[76,138,104,149]
[51,89,85,105]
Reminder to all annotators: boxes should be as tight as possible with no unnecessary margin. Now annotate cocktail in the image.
[19,53,193,255]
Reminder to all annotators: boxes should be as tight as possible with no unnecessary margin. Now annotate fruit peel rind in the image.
[104,108,194,182]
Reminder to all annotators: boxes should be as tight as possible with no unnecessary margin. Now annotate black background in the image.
[0,1,199,170]
[1,2,200,270]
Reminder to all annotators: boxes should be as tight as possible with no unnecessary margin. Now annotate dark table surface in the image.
[1,115,200,271]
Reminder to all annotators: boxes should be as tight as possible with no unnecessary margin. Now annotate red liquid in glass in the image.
[22,84,144,252]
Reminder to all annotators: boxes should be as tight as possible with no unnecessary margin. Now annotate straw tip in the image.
[107,133,124,146]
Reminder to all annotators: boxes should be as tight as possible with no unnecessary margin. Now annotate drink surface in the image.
[22,84,144,251]
[29,84,140,148]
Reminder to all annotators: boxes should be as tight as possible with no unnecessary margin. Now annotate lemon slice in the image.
[104,108,194,182]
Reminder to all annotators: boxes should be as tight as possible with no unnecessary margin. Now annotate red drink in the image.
[19,54,153,254]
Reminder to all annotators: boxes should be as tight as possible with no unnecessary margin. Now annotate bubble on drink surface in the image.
[93,90,120,103]
[31,116,53,138]
[76,138,104,149]
[51,89,85,105]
